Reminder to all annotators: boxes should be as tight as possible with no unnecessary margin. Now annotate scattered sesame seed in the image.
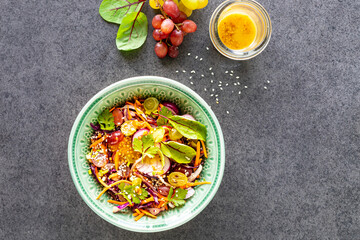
[232,90,234,93]
[195,56,198,59]
[264,86,267,89]
[220,87,223,90]
[267,80,270,83]
[216,101,219,104]
[231,70,234,73]
[206,47,209,50]
[230,74,233,76]
[226,83,229,86]
[236,76,240,79]
[182,70,186,73]
[201,74,204,77]
[190,82,193,85]
[204,88,207,91]
[218,84,222,87]
[219,81,222,83]
[191,70,195,73]
[225,71,228,73]
[176,70,179,73]
[237,82,240,84]
[216,98,218,101]
[211,72,214,75]
[234,83,237,86]
[209,67,213,70]
[226,111,229,114]
[189,76,192,79]
[238,91,241,94]
[215,94,218,97]
[210,94,214,96]
[244,86,248,88]
[200,58,203,61]
[212,88,215,92]
[211,80,214,83]
[188,53,191,56]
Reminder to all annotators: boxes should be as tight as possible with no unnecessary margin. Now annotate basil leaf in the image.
[116,12,148,51]
[168,116,207,141]
[97,110,115,130]
[157,107,173,126]
[99,0,143,24]
[160,141,196,164]
[132,137,142,153]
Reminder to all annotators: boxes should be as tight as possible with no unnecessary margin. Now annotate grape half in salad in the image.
[86,97,210,221]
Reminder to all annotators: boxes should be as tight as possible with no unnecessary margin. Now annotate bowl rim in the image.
[68,76,225,232]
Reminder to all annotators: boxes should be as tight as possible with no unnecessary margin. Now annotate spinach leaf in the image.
[160,141,196,164]
[97,110,115,130]
[116,12,148,51]
[99,0,145,24]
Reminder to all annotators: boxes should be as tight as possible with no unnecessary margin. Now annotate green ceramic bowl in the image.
[68,76,225,232]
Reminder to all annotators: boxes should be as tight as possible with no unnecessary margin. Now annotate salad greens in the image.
[97,110,115,130]
[160,141,196,164]
[167,187,188,207]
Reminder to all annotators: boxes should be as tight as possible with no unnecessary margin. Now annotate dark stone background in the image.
[1,0,360,239]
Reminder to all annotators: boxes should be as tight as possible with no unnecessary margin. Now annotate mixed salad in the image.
[86,97,210,221]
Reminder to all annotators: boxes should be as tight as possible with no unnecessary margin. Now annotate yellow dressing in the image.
[218,13,257,50]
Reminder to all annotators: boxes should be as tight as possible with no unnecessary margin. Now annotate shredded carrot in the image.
[107,200,127,205]
[126,101,134,106]
[109,107,115,112]
[90,135,107,149]
[127,105,132,120]
[140,209,157,218]
[133,213,139,217]
[134,213,145,221]
[141,196,154,204]
[194,141,201,167]
[114,150,120,171]
[108,173,118,179]
[100,143,107,153]
[135,209,141,215]
[96,180,132,200]
[164,205,168,210]
[200,140,207,158]
[94,167,109,188]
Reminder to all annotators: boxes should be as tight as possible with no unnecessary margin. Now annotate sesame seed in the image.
[190,82,193,85]
[267,80,270,83]
[201,74,204,77]
[195,56,198,59]
[210,94,214,96]
[206,47,209,50]
[231,70,234,73]
[216,98,218,101]
[219,81,222,83]
[212,88,215,92]
[264,86,268,89]
[236,76,240,79]
[237,82,240,84]
[232,90,234,93]
[182,70,186,73]
[220,87,223,90]
[218,84,222,87]
[244,86,248,88]
[211,72,214,75]
[234,83,237,86]
[238,91,241,94]
[230,74,233,76]
[204,88,207,91]
[188,53,191,55]
[225,71,228,73]
[209,67,213,70]
[175,70,179,73]
[200,58,203,61]
[189,76,192,79]
[215,94,218,97]
[191,70,195,73]
[211,80,214,83]
[226,111,229,114]
[226,83,229,86]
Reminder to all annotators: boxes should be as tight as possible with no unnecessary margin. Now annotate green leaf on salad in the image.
[160,141,196,164]
[152,127,165,142]
[116,12,148,51]
[167,188,187,207]
[174,188,187,200]
[167,187,174,201]
[157,107,174,126]
[142,134,154,151]
[132,137,142,153]
[143,146,159,158]
[168,116,207,141]
[99,0,144,24]
[97,110,115,130]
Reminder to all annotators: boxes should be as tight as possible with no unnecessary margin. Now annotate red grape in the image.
[181,20,197,33]
[155,42,168,58]
[108,130,124,145]
[152,14,163,29]
[170,29,184,46]
[168,46,179,58]
[172,11,187,24]
[161,19,175,34]
[153,29,162,41]
[163,0,180,19]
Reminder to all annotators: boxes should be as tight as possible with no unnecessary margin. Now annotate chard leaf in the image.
[97,110,115,130]
[160,141,196,164]
[116,11,148,51]
[168,116,207,141]
[99,0,145,24]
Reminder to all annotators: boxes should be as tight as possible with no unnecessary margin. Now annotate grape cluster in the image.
[151,0,198,58]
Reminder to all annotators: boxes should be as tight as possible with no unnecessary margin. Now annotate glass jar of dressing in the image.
[209,0,272,60]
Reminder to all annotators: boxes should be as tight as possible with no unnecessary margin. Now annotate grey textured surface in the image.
[1,0,360,239]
